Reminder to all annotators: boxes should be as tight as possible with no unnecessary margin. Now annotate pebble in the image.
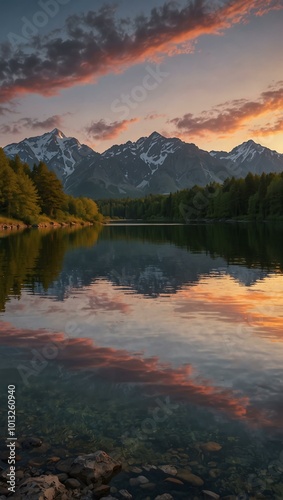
[119,489,133,499]
[143,464,157,471]
[155,495,174,500]
[159,465,178,475]
[164,477,184,485]
[47,456,61,463]
[200,442,222,452]
[94,484,111,497]
[139,475,150,483]
[56,458,73,473]
[65,478,81,489]
[57,473,68,483]
[208,469,221,479]
[202,491,220,500]
[177,470,204,486]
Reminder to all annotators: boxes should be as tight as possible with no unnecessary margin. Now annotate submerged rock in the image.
[21,437,43,449]
[159,465,178,475]
[155,495,174,500]
[177,470,204,486]
[200,442,222,453]
[202,490,220,499]
[164,477,184,485]
[70,451,121,484]
[13,474,70,499]
[119,489,133,499]
[65,478,81,489]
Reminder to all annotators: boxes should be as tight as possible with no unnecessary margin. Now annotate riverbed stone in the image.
[155,495,174,500]
[21,437,43,449]
[202,490,220,499]
[119,489,133,499]
[164,477,184,485]
[159,465,178,475]
[65,477,81,489]
[177,470,204,486]
[200,442,222,452]
[14,474,70,499]
[94,484,111,497]
[56,458,73,473]
[70,451,122,484]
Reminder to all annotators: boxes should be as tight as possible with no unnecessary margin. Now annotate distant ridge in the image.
[4,130,283,199]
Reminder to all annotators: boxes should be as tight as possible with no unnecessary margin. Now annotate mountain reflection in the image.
[0,223,283,310]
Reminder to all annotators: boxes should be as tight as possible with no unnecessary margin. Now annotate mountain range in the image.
[4,129,283,199]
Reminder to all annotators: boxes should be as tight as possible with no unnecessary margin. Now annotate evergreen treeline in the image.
[0,149,102,224]
[98,172,283,221]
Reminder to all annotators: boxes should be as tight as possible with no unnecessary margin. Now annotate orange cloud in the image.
[170,81,283,137]
[0,0,282,103]
[252,115,283,136]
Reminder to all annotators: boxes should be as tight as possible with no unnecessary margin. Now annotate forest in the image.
[98,172,283,221]
[0,148,102,225]
[2,144,282,224]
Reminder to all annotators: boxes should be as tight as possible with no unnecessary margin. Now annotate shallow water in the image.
[0,223,283,498]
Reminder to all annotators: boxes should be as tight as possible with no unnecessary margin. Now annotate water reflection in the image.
[1,223,283,312]
[0,223,283,498]
[0,225,102,311]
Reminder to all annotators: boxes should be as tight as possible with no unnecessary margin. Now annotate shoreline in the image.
[0,221,101,232]
[104,218,283,224]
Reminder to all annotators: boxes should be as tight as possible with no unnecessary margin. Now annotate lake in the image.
[0,223,283,499]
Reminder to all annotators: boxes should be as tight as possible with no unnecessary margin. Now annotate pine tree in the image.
[31,162,66,217]
[0,162,19,217]
[13,172,40,223]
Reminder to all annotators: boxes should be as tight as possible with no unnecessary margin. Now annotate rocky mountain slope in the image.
[210,139,283,177]
[4,128,96,183]
[4,130,283,199]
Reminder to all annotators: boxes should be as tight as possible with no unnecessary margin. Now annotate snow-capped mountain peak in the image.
[3,130,283,199]
[50,128,66,139]
[210,140,283,176]
[4,129,96,182]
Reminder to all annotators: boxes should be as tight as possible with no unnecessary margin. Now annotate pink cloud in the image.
[170,82,283,137]
[0,1,282,103]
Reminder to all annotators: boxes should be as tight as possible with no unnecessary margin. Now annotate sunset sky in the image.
[0,0,283,153]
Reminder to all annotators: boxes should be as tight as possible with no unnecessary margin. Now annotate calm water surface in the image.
[0,223,283,498]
